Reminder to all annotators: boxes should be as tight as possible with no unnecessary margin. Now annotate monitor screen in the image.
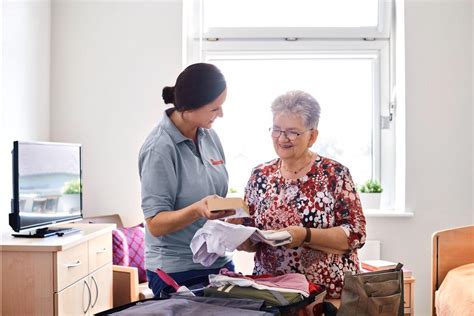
[10,141,83,232]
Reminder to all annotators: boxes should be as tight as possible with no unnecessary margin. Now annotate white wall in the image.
[1,0,51,233]
[48,2,472,314]
[367,1,473,315]
[50,0,182,226]
[2,0,473,314]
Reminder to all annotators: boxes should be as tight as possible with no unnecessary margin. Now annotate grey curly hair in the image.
[271,90,321,129]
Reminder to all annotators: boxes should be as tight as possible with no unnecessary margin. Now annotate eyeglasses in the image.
[269,128,313,141]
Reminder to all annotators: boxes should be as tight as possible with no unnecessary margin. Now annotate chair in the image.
[80,214,153,307]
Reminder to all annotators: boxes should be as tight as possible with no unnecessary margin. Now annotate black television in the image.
[10,141,83,237]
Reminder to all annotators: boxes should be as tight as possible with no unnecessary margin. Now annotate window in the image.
[186,0,396,210]
[204,0,380,28]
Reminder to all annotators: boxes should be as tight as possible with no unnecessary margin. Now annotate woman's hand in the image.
[284,226,307,248]
[193,195,236,220]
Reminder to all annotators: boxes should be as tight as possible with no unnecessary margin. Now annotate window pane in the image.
[204,0,379,28]
[210,55,376,193]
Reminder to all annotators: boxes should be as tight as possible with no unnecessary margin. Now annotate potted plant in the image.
[357,179,383,210]
[60,179,81,213]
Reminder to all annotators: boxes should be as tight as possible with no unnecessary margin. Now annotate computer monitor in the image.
[9,141,83,237]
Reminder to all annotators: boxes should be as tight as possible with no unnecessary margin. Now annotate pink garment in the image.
[212,268,310,296]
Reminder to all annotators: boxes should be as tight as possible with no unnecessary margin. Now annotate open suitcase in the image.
[97,275,326,316]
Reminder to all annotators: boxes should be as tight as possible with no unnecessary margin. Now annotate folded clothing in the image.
[204,284,304,307]
[219,268,325,296]
[249,229,293,247]
[208,273,310,297]
[190,220,292,267]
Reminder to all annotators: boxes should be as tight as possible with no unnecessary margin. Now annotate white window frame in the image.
[201,0,393,39]
[184,0,399,211]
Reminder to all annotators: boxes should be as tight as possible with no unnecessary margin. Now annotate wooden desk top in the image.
[0,223,115,252]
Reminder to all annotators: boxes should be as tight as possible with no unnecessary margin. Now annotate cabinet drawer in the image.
[55,275,91,316]
[89,233,112,272]
[56,242,89,291]
[404,282,411,308]
[90,263,113,314]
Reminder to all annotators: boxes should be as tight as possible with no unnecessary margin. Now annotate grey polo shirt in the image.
[139,109,232,273]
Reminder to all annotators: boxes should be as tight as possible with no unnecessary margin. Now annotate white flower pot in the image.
[359,192,381,210]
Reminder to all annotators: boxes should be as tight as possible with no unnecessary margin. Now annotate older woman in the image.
[240,90,366,298]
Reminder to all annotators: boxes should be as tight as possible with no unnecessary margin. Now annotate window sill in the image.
[363,209,414,218]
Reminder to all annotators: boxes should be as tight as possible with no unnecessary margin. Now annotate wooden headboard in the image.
[431,225,474,315]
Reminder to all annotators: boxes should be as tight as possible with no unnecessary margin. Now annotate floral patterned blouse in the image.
[244,155,366,298]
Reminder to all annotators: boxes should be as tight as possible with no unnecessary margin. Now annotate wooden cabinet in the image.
[55,263,113,315]
[90,263,113,314]
[404,276,416,316]
[56,273,91,315]
[1,224,115,316]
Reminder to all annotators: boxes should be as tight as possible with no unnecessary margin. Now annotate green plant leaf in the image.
[63,179,81,194]
[357,179,383,193]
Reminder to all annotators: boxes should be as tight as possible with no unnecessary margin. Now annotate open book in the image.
[208,197,249,218]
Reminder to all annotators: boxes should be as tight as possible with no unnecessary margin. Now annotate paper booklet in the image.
[208,197,249,219]
[361,260,398,271]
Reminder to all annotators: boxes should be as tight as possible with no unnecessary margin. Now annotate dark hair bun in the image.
[173,63,226,111]
[162,86,175,104]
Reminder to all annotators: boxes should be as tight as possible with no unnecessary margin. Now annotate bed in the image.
[431,225,474,316]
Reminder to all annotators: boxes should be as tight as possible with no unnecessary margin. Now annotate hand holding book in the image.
[208,197,250,219]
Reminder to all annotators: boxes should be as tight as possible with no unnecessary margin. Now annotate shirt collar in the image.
[162,108,207,144]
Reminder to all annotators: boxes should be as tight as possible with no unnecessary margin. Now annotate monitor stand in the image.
[12,227,81,238]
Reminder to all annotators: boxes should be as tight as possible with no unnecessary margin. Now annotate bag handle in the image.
[394,263,403,271]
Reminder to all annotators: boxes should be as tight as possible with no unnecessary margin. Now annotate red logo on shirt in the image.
[210,159,224,165]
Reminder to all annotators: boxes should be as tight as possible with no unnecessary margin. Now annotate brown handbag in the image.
[337,263,404,316]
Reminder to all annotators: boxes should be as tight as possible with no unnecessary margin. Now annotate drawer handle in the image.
[96,247,108,254]
[66,260,82,268]
[83,280,91,314]
[91,275,99,308]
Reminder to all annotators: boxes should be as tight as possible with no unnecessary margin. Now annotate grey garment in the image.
[110,299,275,316]
[139,108,231,273]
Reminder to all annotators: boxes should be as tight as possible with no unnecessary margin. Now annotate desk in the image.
[1,223,115,315]
[404,276,415,315]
